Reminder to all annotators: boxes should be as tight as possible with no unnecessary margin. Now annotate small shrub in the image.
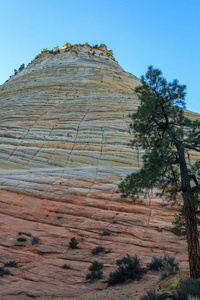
[168,275,183,290]
[31,236,40,245]
[172,278,200,299]
[147,256,163,271]
[89,261,103,271]
[62,264,71,269]
[18,64,25,71]
[112,220,117,224]
[108,254,145,285]
[53,46,60,53]
[91,246,105,255]
[86,270,103,282]
[140,290,172,300]
[92,51,95,55]
[105,248,112,254]
[4,261,18,268]
[64,42,71,48]
[147,254,179,279]
[86,260,103,282]
[69,237,79,249]
[160,255,179,279]
[18,232,31,237]
[0,267,12,277]
[100,231,111,236]
[17,237,27,242]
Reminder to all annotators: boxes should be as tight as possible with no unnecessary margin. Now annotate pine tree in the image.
[119,66,200,278]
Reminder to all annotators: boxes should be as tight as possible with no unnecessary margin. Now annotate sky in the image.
[0,0,199,113]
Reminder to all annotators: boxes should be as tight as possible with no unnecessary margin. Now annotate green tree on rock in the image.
[119,66,200,278]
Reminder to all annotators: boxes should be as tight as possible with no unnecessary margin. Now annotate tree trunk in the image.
[182,190,200,277]
[174,139,200,278]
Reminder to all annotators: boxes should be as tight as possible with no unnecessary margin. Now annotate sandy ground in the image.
[65,272,186,300]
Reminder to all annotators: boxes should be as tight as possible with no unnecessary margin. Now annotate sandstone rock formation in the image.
[0,44,199,299]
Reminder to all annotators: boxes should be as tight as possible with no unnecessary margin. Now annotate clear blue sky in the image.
[0,0,199,113]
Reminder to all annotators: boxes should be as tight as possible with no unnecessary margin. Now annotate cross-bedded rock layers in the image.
[0,44,199,299]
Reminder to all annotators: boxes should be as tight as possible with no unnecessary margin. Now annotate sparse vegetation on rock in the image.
[0,267,12,277]
[100,231,110,236]
[53,46,60,53]
[160,258,179,280]
[86,261,103,282]
[18,232,31,237]
[86,270,103,281]
[147,254,179,279]
[62,264,71,269]
[4,261,18,268]
[31,236,40,245]
[147,256,163,271]
[17,237,27,242]
[34,42,114,61]
[69,237,79,249]
[64,42,71,48]
[91,246,105,255]
[172,278,200,299]
[19,64,25,71]
[108,254,145,285]
[89,260,103,271]
[9,63,25,79]
[168,275,183,290]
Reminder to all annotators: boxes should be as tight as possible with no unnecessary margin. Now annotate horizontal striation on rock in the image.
[0,44,199,299]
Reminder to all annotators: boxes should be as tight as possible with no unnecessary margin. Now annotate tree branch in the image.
[184,143,200,152]
[189,174,199,186]
[191,184,200,192]
[159,98,169,132]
